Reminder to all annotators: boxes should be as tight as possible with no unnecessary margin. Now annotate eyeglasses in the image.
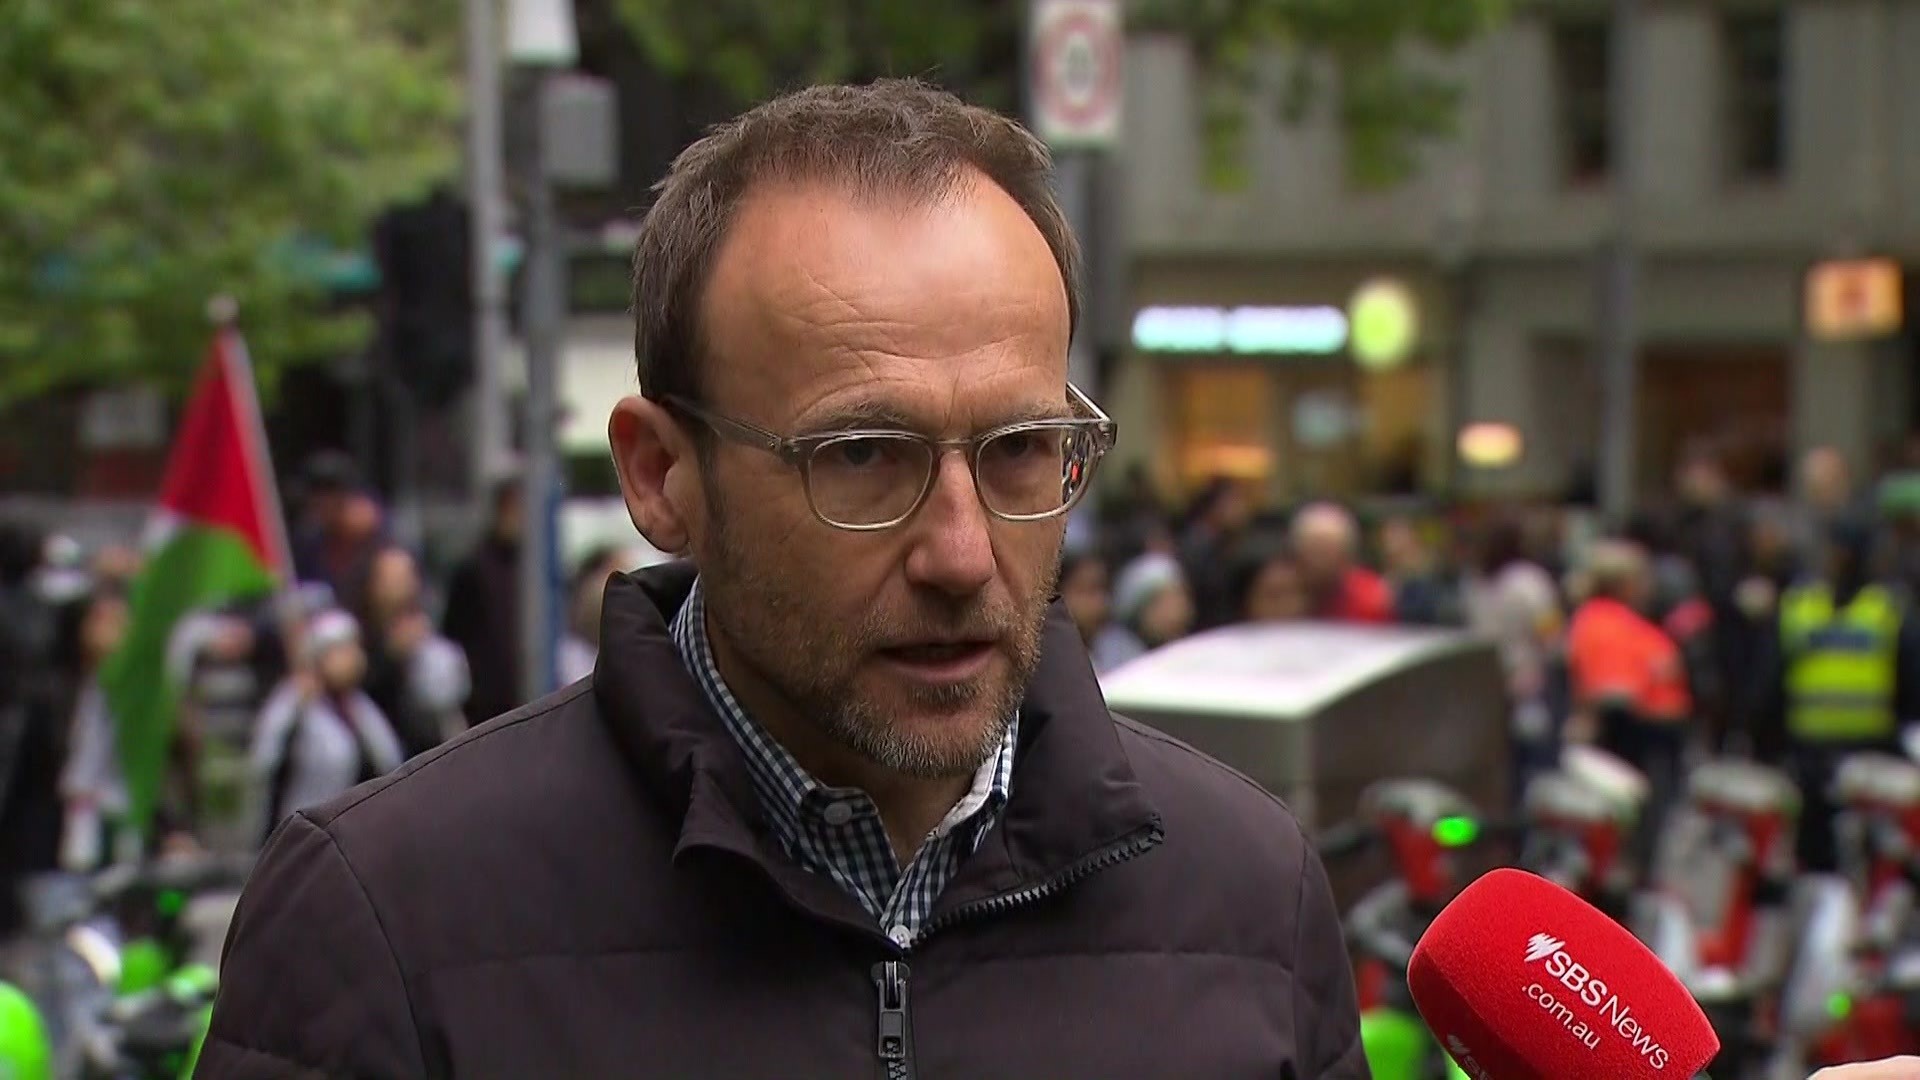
[667,383,1118,531]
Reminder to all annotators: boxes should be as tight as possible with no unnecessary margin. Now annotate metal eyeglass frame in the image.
[666,382,1119,531]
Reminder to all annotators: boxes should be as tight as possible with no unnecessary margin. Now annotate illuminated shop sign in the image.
[1133,276,1421,362]
[1131,305,1349,355]
[1805,257,1903,342]
[1458,423,1524,469]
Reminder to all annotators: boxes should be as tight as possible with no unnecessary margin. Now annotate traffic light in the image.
[373,189,474,410]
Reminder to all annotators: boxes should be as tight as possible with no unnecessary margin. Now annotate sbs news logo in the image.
[1522,932,1672,1070]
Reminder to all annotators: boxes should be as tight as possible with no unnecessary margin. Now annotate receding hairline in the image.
[702,163,1066,290]
[632,79,1080,407]
[691,166,1073,377]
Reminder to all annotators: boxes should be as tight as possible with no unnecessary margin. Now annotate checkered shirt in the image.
[670,578,1017,948]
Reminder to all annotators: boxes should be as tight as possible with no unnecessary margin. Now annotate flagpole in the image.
[206,295,295,585]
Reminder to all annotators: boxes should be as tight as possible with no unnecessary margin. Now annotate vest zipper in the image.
[863,821,1163,1080]
[872,960,914,1080]
[915,820,1164,942]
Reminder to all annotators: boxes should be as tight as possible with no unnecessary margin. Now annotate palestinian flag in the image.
[98,325,290,836]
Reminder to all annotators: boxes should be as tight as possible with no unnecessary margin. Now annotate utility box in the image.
[1100,622,1510,903]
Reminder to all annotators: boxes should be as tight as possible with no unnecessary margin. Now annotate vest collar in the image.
[591,562,1162,936]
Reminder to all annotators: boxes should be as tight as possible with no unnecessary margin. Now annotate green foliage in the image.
[613,0,1020,111]
[614,0,1505,193]
[0,0,464,405]
[1134,0,1507,190]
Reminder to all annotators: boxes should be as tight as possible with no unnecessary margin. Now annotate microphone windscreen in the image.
[1407,868,1719,1079]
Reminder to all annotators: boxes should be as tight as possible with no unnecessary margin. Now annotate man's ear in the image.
[608,395,696,554]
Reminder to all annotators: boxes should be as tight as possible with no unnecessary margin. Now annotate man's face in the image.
[1296,528,1349,587]
[368,549,421,619]
[317,640,366,691]
[1803,449,1851,511]
[495,486,524,542]
[684,174,1071,780]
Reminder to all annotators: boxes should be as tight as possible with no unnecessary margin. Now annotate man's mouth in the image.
[875,639,999,681]
[880,640,994,663]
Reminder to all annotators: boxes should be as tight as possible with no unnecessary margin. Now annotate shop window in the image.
[1552,16,1612,185]
[1722,9,1786,181]
[1162,365,1276,497]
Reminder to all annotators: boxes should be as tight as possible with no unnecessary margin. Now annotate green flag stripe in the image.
[98,523,276,834]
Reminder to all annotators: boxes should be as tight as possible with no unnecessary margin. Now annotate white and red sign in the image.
[1029,0,1123,148]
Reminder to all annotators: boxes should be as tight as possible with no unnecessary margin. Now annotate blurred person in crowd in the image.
[291,450,387,599]
[1673,448,1749,750]
[1379,515,1455,626]
[167,600,289,851]
[1292,501,1394,623]
[205,81,1364,1079]
[359,546,470,756]
[1795,446,1862,561]
[1753,516,1920,873]
[1565,539,1692,869]
[173,603,285,748]
[1626,510,1720,737]
[55,581,178,869]
[1464,516,1568,807]
[1232,543,1309,623]
[1098,461,1170,568]
[250,609,404,841]
[1178,476,1253,631]
[1092,552,1194,672]
[0,520,65,934]
[557,545,637,685]
[1056,548,1110,648]
[90,542,144,587]
[1722,505,1803,752]
[443,472,524,726]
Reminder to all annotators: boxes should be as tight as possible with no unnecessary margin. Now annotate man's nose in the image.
[903,452,996,597]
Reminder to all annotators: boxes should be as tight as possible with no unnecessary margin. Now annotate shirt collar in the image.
[669,577,1016,849]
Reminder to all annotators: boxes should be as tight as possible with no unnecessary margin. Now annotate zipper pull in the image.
[872,960,912,1066]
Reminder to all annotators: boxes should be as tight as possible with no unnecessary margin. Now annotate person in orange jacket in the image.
[1566,539,1694,867]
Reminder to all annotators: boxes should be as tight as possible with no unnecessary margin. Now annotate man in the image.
[1292,501,1395,623]
[440,472,523,726]
[1756,516,1920,872]
[200,81,1365,1078]
[291,450,387,599]
[1177,476,1251,630]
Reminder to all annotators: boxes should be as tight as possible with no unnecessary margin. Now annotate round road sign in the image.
[1031,1,1123,145]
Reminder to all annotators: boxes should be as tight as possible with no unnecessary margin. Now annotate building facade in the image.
[1108,0,1920,507]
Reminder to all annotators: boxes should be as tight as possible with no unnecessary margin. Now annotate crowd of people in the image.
[1072,442,1920,879]
[0,452,653,936]
[2,431,1917,937]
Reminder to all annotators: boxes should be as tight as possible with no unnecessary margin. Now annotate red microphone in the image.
[1407,867,1720,1079]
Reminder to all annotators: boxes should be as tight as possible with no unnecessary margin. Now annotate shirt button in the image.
[888,924,914,948]
[822,801,854,827]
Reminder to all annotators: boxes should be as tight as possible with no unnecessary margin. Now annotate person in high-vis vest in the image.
[1566,539,1694,870]
[1757,516,1920,872]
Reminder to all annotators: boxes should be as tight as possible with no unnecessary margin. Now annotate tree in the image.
[0,0,464,406]
[610,0,1505,191]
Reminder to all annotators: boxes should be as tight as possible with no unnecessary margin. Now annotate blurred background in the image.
[4,0,1920,1077]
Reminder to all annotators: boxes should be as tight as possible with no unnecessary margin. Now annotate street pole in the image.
[518,75,562,704]
[465,0,511,502]
[1053,151,1100,399]
[1596,0,1642,526]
